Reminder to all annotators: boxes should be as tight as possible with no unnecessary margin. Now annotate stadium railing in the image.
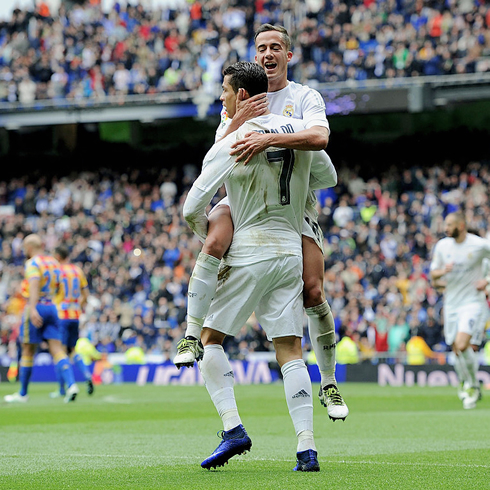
[1,72,490,129]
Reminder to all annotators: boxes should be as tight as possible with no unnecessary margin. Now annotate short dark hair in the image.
[222,61,268,97]
[254,23,291,52]
[54,244,70,260]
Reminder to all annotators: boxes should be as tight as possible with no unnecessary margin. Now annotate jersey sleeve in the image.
[309,150,337,190]
[76,266,89,290]
[483,258,490,294]
[301,87,330,133]
[25,258,41,282]
[183,134,237,242]
[430,241,444,271]
[483,258,490,277]
[481,239,490,259]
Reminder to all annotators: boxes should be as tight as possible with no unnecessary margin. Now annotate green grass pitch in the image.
[1,382,489,489]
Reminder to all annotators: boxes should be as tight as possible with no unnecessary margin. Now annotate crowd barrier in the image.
[2,360,490,387]
[0,359,335,385]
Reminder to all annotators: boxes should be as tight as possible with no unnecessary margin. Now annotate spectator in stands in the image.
[0,0,489,106]
[1,156,490,366]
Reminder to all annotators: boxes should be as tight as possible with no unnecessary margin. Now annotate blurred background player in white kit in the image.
[430,212,490,409]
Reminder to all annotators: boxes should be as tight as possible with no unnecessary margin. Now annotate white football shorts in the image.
[302,215,324,254]
[202,255,304,340]
[444,302,488,347]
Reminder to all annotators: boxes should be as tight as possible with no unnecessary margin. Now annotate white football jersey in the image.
[184,113,337,267]
[215,81,330,223]
[484,258,490,294]
[483,257,490,277]
[430,233,490,310]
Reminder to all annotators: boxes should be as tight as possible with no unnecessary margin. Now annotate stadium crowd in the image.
[1,158,489,365]
[0,0,490,104]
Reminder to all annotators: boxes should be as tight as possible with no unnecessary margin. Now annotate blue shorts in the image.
[19,303,61,344]
[59,318,80,349]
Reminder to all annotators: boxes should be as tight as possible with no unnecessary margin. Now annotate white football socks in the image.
[281,359,316,452]
[305,300,337,388]
[199,344,241,431]
[186,252,221,339]
[460,347,478,387]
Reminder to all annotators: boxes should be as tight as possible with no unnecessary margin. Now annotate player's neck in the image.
[455,230,467,244]
[268,78,288,93]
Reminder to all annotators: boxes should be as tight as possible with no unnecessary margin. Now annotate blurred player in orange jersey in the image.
[51,244,94,397]
[4,234,79,403]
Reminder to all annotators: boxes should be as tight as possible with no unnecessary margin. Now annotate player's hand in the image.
[444,262,454,274]
[230,131,272,165]
[30,307,43,328]
[234,91,268,124]
[475,279,488,291]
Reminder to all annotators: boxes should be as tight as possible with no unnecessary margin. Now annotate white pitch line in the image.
[0,454,489,469]
[329,460,490,469]
[101,395,133,404]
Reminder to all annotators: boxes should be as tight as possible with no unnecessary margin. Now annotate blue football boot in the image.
[201,424,252,470]
[293,449,320,472]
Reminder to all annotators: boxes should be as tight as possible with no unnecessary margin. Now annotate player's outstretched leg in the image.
[201,424,252,470]
[306,301,349,421]
[72,353,95,395]
[293,449,320,472]
[64,383,80,403]
[50,362,66,398]
[173,252,220,368]
[52,354,79,403]
[319,384,349,421]
[462,384,481,409]
[7,354,33,403]
[456,347,480,409]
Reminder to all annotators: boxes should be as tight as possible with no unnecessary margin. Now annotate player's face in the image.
[255,30,292,88]
[23,243,33,259]
[220,75,237,118]
[444,215,461,239]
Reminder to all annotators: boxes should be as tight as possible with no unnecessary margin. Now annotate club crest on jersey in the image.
[283,104,294,117]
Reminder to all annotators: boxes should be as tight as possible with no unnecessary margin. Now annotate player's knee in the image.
[303,281,324,308]
[203,207,233,259]
[202,233,229,259]
[454,339,469,352]
[22,344,36,357]
[201,327,225,347]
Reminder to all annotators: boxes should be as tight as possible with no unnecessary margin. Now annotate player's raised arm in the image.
[230,125,329,165]
[183,136,236,242]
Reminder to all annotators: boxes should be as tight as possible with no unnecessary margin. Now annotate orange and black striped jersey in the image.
[24,254,60,302]
[54,263,89,320]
